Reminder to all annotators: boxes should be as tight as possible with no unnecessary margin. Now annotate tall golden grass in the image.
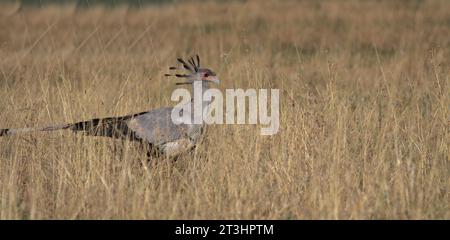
[0,0,448,219]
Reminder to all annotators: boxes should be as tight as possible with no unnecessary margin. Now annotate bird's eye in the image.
[204,73,209,77]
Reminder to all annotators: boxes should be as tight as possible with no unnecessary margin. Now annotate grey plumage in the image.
[0,56,220,158]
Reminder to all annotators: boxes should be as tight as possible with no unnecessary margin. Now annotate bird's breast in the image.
[160,138,195,158]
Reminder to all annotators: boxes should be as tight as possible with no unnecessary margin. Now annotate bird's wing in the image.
[65,112,147,140]
[126,107,192,146]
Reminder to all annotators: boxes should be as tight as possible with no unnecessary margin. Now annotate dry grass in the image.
[0,0,449,219]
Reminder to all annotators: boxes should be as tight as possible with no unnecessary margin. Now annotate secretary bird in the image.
[0,55,220,158]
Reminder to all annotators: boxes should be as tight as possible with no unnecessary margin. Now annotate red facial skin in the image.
[201,71,218,82]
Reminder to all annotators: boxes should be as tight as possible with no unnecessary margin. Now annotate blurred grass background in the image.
[8,0,172,7]
[0,0,448,219]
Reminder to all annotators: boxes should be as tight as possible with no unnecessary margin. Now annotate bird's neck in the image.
[190,82,213,105]
[188,82,213,124]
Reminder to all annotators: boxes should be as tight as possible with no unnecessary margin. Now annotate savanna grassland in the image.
[0,0,448,219]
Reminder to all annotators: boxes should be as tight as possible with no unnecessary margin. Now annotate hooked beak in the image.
[211,77,220,85]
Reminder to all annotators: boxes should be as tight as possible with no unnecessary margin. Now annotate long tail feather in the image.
[0,112,147,141]
[0,123,71,137]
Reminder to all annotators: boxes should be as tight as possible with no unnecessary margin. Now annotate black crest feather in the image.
[177,58,194,72]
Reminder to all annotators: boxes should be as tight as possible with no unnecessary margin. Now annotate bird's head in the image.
[165,55,220,86]
[196,68,220,85]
